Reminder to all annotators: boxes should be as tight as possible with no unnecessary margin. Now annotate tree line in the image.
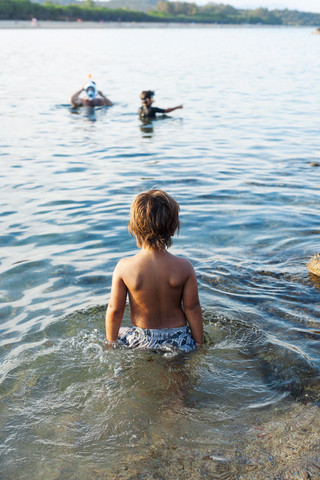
[0,0,150,21]
[1,0,320,25]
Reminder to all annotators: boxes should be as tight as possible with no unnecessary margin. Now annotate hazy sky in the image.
[196,1,320,13]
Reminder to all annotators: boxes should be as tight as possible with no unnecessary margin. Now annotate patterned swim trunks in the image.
[118,325,196,353]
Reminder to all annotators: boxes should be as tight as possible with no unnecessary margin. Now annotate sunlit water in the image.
[1,26,320,479]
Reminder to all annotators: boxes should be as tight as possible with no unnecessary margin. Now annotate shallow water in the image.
[1,26,320,479]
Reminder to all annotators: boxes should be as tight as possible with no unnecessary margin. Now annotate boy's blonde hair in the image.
[128,189,180,250]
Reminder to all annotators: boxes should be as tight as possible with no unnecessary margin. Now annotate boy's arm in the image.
[164,105,183,114]
[182,264,204,346]
[105,261,128,342]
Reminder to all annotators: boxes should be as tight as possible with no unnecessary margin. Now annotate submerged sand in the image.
[107,402,320,480]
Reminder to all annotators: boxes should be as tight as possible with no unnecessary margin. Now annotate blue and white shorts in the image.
[118,325,196,353]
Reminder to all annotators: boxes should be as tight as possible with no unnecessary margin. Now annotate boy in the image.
[139,91,183,118]
[105,189,203,352]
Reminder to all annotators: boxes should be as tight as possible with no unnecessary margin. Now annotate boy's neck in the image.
[140,246,168,255]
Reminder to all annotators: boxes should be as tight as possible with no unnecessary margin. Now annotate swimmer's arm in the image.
[105,262,128,342]
[164,105,183,114]
[98,91,113,106]
[71,88,84,107]
[182,263,204,346]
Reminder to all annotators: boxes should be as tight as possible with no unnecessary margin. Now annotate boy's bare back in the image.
[105,189,203,347]
[115,249,199,329]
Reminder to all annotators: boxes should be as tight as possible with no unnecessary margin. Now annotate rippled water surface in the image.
[1,26,320,479]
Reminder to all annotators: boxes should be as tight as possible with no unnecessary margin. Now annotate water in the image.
[1,25,320,479]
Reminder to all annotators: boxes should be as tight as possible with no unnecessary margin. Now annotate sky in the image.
[196,1,320,13]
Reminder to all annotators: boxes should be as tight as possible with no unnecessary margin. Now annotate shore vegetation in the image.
[1,0,320,25]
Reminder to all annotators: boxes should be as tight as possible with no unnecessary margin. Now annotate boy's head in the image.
[140,90,155,106]
[129,189,180,250]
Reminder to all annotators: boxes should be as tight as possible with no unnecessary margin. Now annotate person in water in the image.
[139,91,183,118]
[71,78,113,107]
[105,189,204,352]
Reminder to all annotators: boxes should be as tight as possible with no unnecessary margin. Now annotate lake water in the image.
[1,25,320,479]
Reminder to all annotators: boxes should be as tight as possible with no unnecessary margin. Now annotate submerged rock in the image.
[308,254,320,277]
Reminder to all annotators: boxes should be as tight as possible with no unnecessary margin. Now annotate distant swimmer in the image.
[139,90,183,118]
[71,76,113,107]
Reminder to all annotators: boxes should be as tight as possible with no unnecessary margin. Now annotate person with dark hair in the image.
[139,91,183,118]
[105,189,203,352]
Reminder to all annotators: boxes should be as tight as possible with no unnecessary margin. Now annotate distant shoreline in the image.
[0,20,316,29]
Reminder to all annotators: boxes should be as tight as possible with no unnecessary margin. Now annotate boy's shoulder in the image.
[115,251,194,271]
[166,252,194,271]
[116,253,137,264]
[115,253,141,271]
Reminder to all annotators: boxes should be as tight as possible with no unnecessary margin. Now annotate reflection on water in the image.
[139,116,154,138]
[1,26,320,478]
[139,115,178,139]
[70,105,111,122]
